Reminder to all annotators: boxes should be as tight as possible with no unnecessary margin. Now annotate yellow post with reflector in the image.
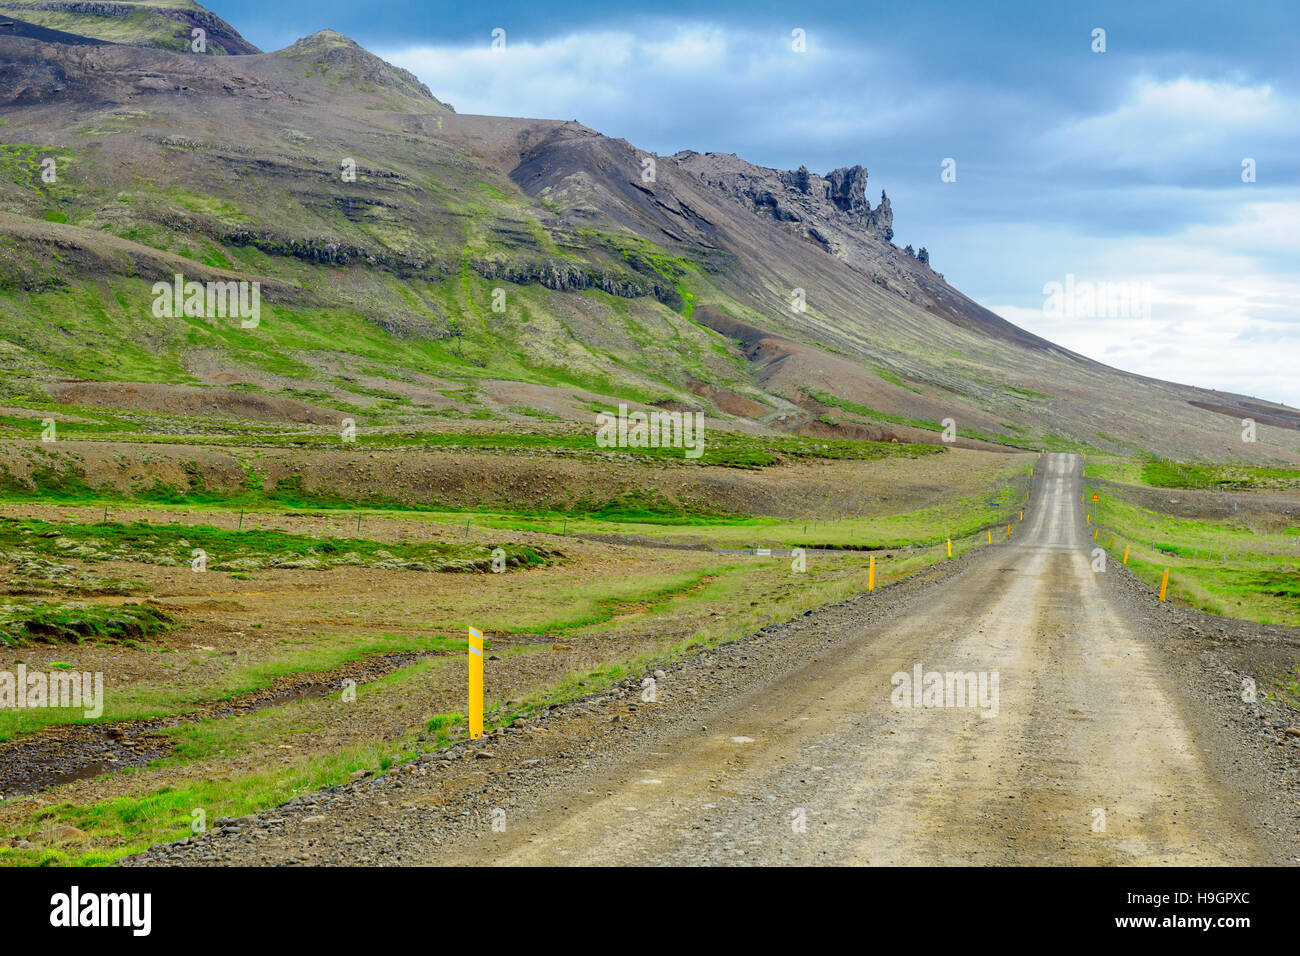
[1005,524,1011,538]
[1159,569,1170,601]
[868,555,875,591]
[946,538,952,558]
[468,626,484,739]
[1122,546,1130,565]
[1019,510,1023,521]
[987,529,992,544]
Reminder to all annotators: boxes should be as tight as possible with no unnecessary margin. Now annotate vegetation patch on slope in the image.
[0,516,559,574]
[0,600,172,647]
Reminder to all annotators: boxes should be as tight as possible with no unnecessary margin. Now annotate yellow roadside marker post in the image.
[987,530,992,544]
[468,626,484,739]
[1019,510,1023,521]
[1122,546,1130,565]
[1159,569,1170,601]
[1093,529,1098,541]
[1005,524,1011,538]
[1108,536,1114,548]
[1086,514,1091,524]
[947,538,952,558]
[868,555,875,591]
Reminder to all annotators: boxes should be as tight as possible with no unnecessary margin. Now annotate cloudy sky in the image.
[217,0,1300,406]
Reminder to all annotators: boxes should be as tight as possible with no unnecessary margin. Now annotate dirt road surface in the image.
[130,453,1287,866]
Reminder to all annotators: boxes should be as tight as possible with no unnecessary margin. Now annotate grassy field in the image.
[414,482,1029,550]
[1084,458,1300,626]
[0,415,945,469]
[1086,456,1300,491]
[0,514,555,576]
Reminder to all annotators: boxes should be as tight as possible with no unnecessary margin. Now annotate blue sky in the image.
[214,1,1300,406]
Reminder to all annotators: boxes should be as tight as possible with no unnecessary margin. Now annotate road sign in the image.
[468,626,483,739]
[1091,493,1099,503]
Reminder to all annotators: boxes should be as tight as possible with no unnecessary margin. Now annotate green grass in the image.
[236,424,942,470]
[0,630,464,740]
[0,409,142,439]
[1140,458,1300,491]
[1084,483,1300,626]
[435,496,1020,549]
[1265,663,1300,708]
[0,737,413,867]
[0,515,557,574]
[0,600,171,648]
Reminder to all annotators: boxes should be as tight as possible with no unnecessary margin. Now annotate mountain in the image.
[0,0,257,54]
[0,2,1297,463]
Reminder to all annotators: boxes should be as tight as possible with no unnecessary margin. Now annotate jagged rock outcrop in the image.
[871,189,893,241]
[824,166,867,217]
[674,152,893,246]
[471,260,680,307]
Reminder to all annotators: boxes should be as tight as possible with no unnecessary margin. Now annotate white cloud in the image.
[642,26,729,71]
[983,205,1300,408]
[377,24,932,148]
[1048,75,1290,169]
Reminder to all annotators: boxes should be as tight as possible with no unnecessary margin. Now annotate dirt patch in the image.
[0,649,443,799]
[683,376,770,420]
[47,382,345,426]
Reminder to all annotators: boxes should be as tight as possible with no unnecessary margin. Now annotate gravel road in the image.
[127,453,1300,866]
